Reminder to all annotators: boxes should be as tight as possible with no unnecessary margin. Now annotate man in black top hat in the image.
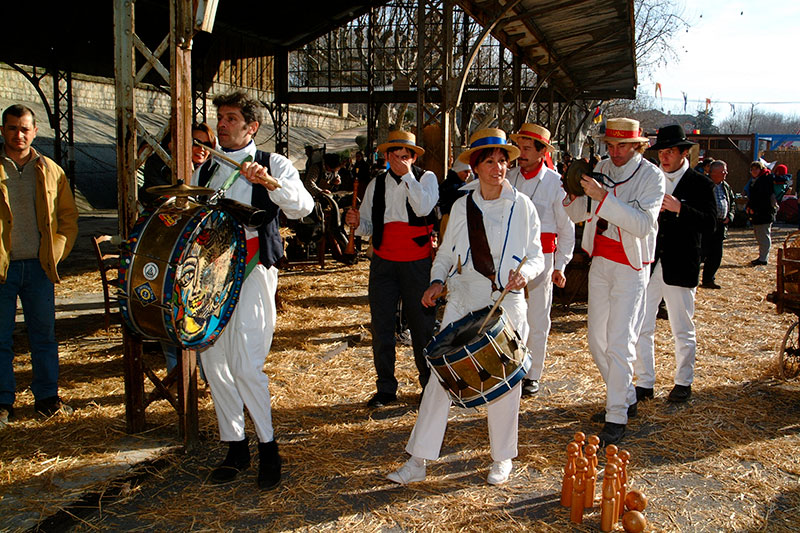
[633,125,717,404]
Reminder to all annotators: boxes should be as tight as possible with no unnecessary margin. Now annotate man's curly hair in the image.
[212,91,262,125]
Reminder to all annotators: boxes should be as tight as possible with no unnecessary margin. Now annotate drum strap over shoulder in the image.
[466,191,498,292]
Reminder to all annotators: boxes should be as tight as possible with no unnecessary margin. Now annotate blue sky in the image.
[644,0,800,122]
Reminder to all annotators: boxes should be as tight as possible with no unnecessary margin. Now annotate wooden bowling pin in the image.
[600,463,619,532]
[573,431,586,458]
[584,443,598,508]
[561,442,580,507]
[571,457,588,523]
[617,449,630,518]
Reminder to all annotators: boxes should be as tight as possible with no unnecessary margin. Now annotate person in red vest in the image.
[345,130,438,408]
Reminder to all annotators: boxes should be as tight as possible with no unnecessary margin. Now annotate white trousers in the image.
[405,295,527,462]
[200,265,277,443]
[634,263,696,388]
[524,252,554,381]
[587,257,647,424]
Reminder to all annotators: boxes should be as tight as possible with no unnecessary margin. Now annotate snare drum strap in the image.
[466,191,499,292]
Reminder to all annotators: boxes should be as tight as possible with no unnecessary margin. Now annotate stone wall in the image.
[0,64,360,130]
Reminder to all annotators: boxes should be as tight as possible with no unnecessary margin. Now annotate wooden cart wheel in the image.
[779,319,800,379]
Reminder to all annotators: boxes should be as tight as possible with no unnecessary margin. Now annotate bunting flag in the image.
[655,83,663,99]
[592,106,602,124]
[705,98,711,112]
[682,92,688,112]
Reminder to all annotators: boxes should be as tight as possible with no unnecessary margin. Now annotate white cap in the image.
[451,159,471,173]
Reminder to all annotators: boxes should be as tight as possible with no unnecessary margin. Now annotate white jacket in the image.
[431,179,544,328]
[563,153,664,270]
[507,164,575,271]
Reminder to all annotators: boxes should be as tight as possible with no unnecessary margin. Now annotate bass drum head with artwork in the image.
[119,199,247,349]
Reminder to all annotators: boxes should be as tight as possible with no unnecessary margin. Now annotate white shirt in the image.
[507,164,575,271]
[355,167,439,237]
[191,140,314,240]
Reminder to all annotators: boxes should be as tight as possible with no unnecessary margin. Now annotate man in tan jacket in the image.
[0,104,78,429]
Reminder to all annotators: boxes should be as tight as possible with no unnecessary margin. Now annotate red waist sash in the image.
[374,221,432,261]
[592,233,630,266]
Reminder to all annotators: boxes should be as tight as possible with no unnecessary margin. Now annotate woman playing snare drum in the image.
[386,128,544,486]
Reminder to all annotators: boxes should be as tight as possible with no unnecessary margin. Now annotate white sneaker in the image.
[487,459,512,485]
[386,457,426,484]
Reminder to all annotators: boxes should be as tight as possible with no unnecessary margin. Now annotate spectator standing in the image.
[0,104,79,427]
[701,160,735,289]
[745,161,776,266]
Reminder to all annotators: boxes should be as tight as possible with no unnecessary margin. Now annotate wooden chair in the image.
[90,234,120,330]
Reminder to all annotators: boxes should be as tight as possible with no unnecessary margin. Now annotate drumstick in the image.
[193,140,281,189]
[478,256,528,334]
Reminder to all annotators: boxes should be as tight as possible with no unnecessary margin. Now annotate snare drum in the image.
[119,198,247,349]
[425,306,531,408]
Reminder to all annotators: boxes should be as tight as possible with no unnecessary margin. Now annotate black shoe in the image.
[367,392,397,408]
[591,402,637,423]
[667,384,692,403]
[210,438,250,484]
[701,281,721,289]
[598,422,626,447]
[34,396,74,417]
[635,386,654,402]
[257,440,282,490]
[750,259,768,266]
[521,379,539,397]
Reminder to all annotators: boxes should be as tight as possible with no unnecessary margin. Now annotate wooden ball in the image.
[622,510,647,532]
[624,490,648,512]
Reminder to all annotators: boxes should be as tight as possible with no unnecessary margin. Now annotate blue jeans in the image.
[0,259,58,405]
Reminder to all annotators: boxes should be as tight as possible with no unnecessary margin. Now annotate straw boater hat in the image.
[649,124,697,151]
[458,128,520,165]
[509,123,555,152]
[601,118,650,143]
[376,130,425,156]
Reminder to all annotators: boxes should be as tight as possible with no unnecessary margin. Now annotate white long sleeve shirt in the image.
[563,152,664,270]
[507,164,575,271]
[191,140,314,240]
[355,168,439,237]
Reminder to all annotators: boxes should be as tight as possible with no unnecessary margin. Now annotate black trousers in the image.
[368,254,436,395]
[702,222,725,284]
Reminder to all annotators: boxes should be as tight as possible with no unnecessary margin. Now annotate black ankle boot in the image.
[210,438,250,484]
[258,440,282,490]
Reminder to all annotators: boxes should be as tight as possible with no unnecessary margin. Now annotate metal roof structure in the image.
[458,0,637,101]
[1,1,636,102]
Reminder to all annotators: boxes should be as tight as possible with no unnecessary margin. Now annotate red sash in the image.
[374,221,432,261]
[592,233,630,266]
[540,232,557,254]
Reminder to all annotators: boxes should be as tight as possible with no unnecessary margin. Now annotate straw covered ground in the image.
[1,223,800,532]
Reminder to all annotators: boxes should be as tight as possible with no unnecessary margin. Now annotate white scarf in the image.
[661,158,689,195]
